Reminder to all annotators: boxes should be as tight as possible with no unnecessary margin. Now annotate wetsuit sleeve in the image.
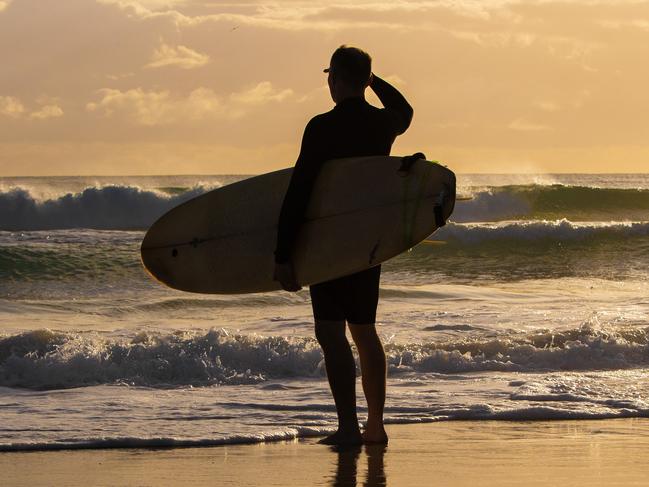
[370,74,414,135]
[274,118,325,264]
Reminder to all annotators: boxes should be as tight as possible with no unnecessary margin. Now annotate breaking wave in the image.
[1,323,648,390]
[3,220,649,284]
[434,220,649,244]
[1,183,649,230]
[454,184,649,222]
[0,185,208,231]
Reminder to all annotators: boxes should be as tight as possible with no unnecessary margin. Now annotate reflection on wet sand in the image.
[330,444,387,486]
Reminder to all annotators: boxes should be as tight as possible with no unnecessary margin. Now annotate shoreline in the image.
[2,419,649,486]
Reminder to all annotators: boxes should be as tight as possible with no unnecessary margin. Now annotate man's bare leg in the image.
[348,323,388,444]
[315,319,363,445]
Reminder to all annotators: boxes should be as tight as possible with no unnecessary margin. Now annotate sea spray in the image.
[2,182,649,230]
[1,323,647,390]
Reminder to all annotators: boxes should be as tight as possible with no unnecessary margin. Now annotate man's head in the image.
[325,45,372,103]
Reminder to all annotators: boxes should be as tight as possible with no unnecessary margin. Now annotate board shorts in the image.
[309,265,381,325]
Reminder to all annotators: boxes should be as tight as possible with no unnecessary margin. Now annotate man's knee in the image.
[314,319,346,348]
[348,323,381,348]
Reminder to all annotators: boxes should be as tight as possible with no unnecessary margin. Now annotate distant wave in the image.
[2,220,649,283]
[434,220,649,244]
[401,219,649,281]
[1,323,647,390]
[0,234,142,281]
[454,184,649,222]
[2,183,649,230]
[0,185,208,231]
[393,219,649,282]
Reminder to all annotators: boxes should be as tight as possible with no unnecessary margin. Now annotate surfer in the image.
[274,45,413,445]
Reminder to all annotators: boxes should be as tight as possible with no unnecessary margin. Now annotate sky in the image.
[1,0,648,175]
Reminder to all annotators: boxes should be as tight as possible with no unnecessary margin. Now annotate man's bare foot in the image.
[318,430,363,446]
[362,428,388,444]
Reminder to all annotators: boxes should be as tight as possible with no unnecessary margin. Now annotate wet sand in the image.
[2,419,649,486]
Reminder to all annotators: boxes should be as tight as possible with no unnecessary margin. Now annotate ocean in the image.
[1,173,648,451]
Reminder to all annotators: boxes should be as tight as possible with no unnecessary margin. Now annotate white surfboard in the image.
[141,156,456,294]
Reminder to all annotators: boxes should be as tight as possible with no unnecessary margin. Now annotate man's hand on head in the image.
[273,261,302,292]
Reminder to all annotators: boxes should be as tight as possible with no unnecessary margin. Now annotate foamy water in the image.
[1,173,648,451]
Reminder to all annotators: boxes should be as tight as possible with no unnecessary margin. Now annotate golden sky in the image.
[1,0,648,175]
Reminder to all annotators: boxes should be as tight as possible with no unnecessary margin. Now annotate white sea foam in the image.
[0,185,207,231]
[453,184,649,222]
[0,427,332,452]
[1,322,647,390]
[2,369,649,451]
[2,181,649,230]
[434,220,649,244]
[453,189,532,222]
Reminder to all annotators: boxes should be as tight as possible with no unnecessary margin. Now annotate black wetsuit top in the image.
[274,76,414,264]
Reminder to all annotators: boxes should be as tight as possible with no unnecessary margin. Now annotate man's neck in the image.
[335,90,366,105]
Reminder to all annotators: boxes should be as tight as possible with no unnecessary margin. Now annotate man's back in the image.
[307,97,401,161]
[274,76,412,264]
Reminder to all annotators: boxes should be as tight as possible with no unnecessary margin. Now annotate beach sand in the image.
[2,419,649,486]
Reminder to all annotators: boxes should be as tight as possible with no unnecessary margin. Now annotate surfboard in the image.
[141,156,456,294]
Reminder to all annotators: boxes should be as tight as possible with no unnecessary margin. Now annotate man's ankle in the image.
[364,419,385,432]
[338,422,362,435]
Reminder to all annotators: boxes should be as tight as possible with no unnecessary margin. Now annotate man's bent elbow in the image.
[398,104,414,134]
[405,104,414,128]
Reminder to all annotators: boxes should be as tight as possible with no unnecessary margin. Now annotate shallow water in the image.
[1,173,648,450]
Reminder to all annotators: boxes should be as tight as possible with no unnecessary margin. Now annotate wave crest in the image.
[2,322,648,390]
[435,220,649,244]
[0,185,207,231]
[455,184,649,222]
[2,182,649,230]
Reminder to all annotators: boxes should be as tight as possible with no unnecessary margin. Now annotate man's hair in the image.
[330,45,372,90]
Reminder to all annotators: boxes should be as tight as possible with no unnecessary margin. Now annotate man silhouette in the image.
[274,45,413,445]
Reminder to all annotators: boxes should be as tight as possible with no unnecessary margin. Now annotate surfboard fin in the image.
[434,185,450,228]
[434,204,446,228]
[399,152,427,173]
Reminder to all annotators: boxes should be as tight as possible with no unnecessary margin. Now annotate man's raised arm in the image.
[370,74,414,135]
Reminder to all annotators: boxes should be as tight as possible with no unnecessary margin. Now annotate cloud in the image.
[450,30,537,47]
[96,0,200,26]
[229,81,293,105]
[30,104,64,120]
[0,96,61,120]
[0,96,25,117]
[106,72,136,80]
[0,1,11,13]
[508,117,552,131]
[86,82,293,125]
[145,41,209,69]
[534,101,561,112]
[86,0,649,39]
[97,0,504,31]
[86,88,218,125]
[115,0,189,9]
[597,19,649,31]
